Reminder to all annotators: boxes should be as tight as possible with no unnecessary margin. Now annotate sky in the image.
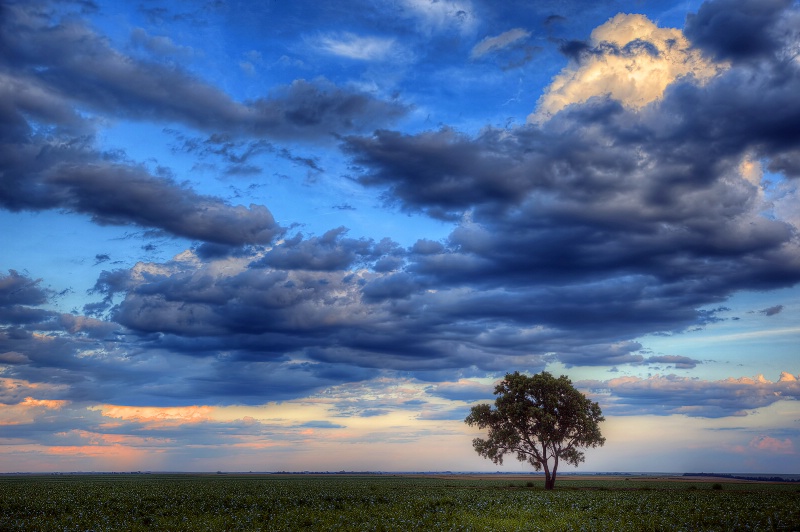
[1,0,799,474]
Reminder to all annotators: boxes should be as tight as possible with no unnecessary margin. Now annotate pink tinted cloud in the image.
[750,435,794,454]
[581,372,800,417]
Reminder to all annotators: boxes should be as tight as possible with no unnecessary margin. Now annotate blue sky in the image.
[1,0,799,473]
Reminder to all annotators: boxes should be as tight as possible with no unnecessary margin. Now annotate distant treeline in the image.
[684,473,799,483]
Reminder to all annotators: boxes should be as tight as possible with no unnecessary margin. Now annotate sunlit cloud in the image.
[92,405,216,426]
[530,13,725,123]
[20,397,67,409]
[0,395,68,427]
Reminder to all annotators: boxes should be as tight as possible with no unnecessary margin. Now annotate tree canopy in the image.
[465,371,605,489]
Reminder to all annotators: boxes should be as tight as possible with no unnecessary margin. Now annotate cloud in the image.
[2,0,800,418]
[80,240,692,380]
[1,4,408,140]
[130,27,193,57]
[0,144,284,245]
[582,373,800,418]
[314,33,396,61]
[0,396,337,464]
[530,13,724,123]
[401,0,476,35]
[0,3,407,245]
[644,355,702,369]
[0,394,68,429]
[0,270,49,307]
[0,376,67,407]
[780,372,798,382]
[296,420,347,429]
[0,352,30,365]
[749,435,794,454]
[342,3,800,369]
[684,0,796,63]
[91,405,216,426]
[427,379,494,401]
[470,28,538,69]
[759,304,784,316]
[166,132,323,176]
[471,28,530,59]
[254,227,393,271]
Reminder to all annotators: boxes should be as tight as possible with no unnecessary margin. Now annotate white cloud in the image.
[402,0,476,35]
[530,13,725,123]
[471,28,530,59]
[315,33,396,61]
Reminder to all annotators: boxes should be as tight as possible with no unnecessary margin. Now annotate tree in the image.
[464,371,605,490]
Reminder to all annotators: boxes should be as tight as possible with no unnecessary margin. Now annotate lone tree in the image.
[465,371,605,490]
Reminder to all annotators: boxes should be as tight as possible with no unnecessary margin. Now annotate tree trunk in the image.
[541,451,553,490]
[544,457,559,490]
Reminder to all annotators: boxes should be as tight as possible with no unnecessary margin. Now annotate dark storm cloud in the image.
[0,270,49,307]
[4,0,800,409]
[73,172,784,380]
[344,127,540,220]
[0,273,137,405]
[0,3,407,140]
[85,246,674,378]
[0,270,58,327]
[0,135,284,245]
[2,271,375,405]
[557,39,591,60]
[81,244,560,378]
[255,227,388,271]
[338,0,800,368]
[0,1,405,244]
[685,0,794,63]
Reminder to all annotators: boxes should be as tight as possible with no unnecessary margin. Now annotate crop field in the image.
[1,474,799,531]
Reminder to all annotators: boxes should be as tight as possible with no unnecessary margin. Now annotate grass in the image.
[0,474,798,531]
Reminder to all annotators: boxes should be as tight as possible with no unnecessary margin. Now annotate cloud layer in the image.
[1,0,799,471]
[583,372,800,418]
[3,0,800,400]
[0,2,406,243]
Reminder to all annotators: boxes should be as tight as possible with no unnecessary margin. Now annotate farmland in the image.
[1,474,798,531]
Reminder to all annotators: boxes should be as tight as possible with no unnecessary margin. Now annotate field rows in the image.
[1,474,799,531]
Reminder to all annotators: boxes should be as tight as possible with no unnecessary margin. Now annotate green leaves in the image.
[465,371,605,488]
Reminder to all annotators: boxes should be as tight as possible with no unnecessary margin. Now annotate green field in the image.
[1,474,798,531]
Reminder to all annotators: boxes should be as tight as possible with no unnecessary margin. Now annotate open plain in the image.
[1,473,798,531]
